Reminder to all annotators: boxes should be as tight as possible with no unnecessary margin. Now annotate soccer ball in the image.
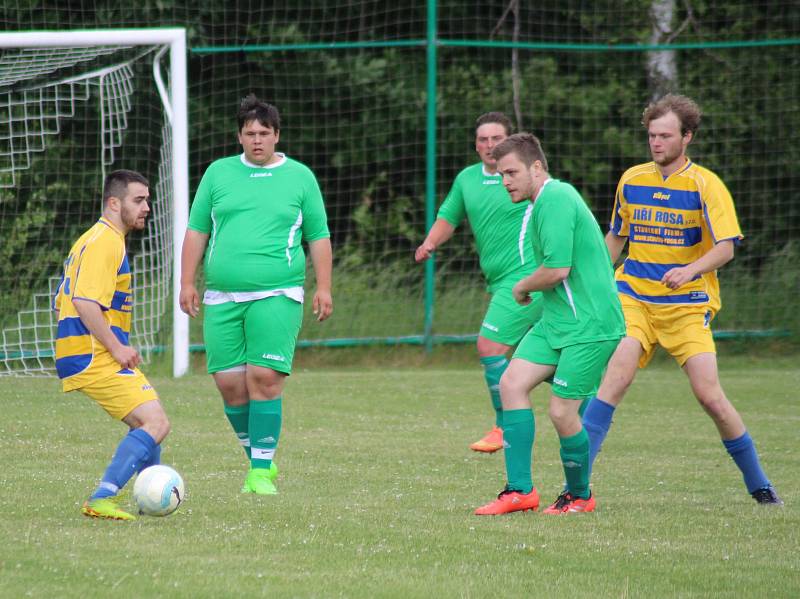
[133,465,185,516]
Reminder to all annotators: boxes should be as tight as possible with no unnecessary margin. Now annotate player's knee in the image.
[499,371,524,397]
[696,390,731,420]
[548,401,568,425]
[148,413,171,444]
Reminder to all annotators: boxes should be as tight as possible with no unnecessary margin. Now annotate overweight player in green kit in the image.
[415,113,542,453]
[474,133,624,516]
[180,95,333,495]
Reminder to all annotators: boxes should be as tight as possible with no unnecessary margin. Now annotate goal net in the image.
[0,30,188,377]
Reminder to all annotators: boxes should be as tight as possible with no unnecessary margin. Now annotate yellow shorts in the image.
[75,369,159,420]
[620,294,716,368]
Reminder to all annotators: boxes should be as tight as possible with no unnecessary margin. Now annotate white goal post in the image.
[0,29,190,377]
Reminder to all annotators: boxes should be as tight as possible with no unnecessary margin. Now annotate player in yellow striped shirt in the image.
[53,170,171,519]
[581,95,781,504]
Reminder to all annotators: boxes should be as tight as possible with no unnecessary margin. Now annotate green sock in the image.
[249,398,282,469]
[223,403,251,458]
[502,408,535,494]
[480,355,508,427]
[560,427,591,498]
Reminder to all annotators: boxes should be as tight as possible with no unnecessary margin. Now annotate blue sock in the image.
[138,443,161,472]
[91,428,157,499]
[582,397,616,471]
[722,431,770,493]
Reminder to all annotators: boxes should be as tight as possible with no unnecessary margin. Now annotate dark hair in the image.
[475,111,514,136]
[491,132,549,172]
[237,93,281,132]
[642,94,701,137]
[103,169,149,203]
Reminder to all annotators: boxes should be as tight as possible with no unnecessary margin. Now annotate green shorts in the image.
[203,295,303,375]
[513,324,621,399]
[479,285,543,346]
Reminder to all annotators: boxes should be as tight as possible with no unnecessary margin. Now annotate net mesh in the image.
[0,44,174,375]
[0,2,798,375]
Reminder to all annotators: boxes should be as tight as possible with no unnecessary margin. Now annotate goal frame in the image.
[0,28,190,376]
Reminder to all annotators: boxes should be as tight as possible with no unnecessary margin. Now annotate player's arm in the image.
[72,298,141,369]
[415,218,456,262]
[308,237,333,322]
[661,239,735,290]
[179,229,209,318]
[511,266,571,305]
[605,231,628,265]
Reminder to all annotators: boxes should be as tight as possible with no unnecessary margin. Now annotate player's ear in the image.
[105,195,121,213]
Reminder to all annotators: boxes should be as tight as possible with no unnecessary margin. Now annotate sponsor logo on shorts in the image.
[689,291,709,301]
[262,353,286,361]
[142,384,153,391]
[553,377,568,388]
[481,321,499,332]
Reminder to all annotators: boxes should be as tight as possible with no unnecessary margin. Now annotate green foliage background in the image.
[1,1,798,342]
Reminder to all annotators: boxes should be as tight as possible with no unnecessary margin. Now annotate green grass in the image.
[1,356,797,598]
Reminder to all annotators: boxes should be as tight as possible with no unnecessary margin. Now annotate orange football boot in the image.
[474,486,539,515]
[542,491,596,514]
[469,425,504,453]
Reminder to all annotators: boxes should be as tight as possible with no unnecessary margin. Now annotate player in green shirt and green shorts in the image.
[474,133,624,516]
[179,95,333,495]
[416,113,542,453]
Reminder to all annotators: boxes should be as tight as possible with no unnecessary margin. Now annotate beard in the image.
[652,146,683,166]
[122,209,147,231]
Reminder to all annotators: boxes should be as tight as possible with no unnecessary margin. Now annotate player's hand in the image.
[313,289,333,322]
[512,281,532,305]
[661,266,696,290]
[414,241,435,263]
[112,344,141,370]
[179,284,201,317]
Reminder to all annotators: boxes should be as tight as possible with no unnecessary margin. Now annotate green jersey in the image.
[188,154,330,292]
[531,179,624,348]
[437,163,535,292]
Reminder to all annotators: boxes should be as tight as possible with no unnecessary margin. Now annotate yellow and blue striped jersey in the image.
[609,160,742,313]
[53,218,133,391]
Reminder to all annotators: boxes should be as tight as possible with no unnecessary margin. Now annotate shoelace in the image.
[550,492,573,510]
[497,486,521,499]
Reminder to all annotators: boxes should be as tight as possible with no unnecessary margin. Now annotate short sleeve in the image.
[188,164,214,234]
[536,194,576,269]
[300,169,330,241]
[436,174,466,227]
[609,177,630,237]
[701,171,743,244]
[71,237,121,308]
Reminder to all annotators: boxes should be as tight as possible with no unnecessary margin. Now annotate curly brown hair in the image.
[642,94,702,137]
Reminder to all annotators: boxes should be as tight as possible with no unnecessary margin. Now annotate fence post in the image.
[423,0,438,354]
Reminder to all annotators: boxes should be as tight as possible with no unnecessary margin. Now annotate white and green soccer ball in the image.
[133,465,185,517]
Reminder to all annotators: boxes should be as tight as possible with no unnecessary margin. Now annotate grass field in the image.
[1,355,797,598]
